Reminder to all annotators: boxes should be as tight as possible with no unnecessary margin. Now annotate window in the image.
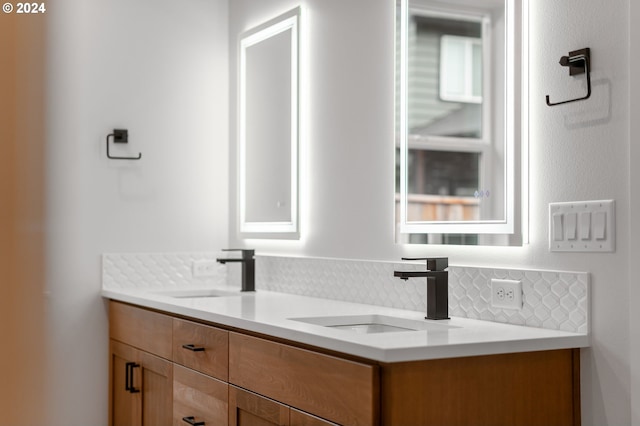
[440,35,483,104]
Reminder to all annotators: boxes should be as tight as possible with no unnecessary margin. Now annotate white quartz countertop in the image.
[102,286,589,363]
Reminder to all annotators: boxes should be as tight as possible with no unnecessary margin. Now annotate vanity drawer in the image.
[173,318,229,381]
[109,301,172,359]
[228,332,379,426]
[173,365,228,426]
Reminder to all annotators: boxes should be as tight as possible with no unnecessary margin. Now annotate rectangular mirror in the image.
[395,0,527,245]
[239,7,300,238]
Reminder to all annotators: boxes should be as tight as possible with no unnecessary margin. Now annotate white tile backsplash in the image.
[102,252,226,290]
[103,252,589,334]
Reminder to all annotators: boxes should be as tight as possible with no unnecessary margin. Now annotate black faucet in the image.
[216,249,255,292]
[394,257,449,320]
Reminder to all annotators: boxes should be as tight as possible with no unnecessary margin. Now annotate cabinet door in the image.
[138,349,173,426]
[110,340,173,426]
[290,409,339,426]
[173,365,228,426]
[110,340,141,426]
[381,349,578,426]
[229,386,289,426]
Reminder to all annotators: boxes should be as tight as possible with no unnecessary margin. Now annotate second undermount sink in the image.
[289,314,460,334]
[152,288,242,299]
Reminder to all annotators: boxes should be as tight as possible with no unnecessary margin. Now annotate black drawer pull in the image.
[125,362,140,394]
[182,344,205,352]
[182,416,205,426]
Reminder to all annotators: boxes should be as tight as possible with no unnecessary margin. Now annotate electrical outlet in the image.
[192,260,218,277]
[491,279,523,310]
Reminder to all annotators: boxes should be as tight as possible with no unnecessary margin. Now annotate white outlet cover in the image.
[192,259,218,277]
[491,279,523,310]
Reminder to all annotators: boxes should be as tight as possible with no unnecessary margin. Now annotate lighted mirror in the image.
[395,0,527,245]
[239,7,300,238]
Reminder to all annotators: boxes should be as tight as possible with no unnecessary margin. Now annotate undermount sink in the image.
[152,288,242,299]
[289,314,460,334]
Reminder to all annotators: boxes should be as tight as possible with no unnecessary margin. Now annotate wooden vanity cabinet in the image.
[109,303,231,426]
[229,385,290,426]
[290,408,340,426]
[228,332,378,426]
[109,339,173,426]
[110,341,138,426]
[109,301,580,426]
[173,318,229,381]
[109,300,173,359]
[109,302,174,426]
[172,319,230,425]
[229,386,338,426]
[109,301,376,425]
[173,364,228,426]
[381,349,581,426]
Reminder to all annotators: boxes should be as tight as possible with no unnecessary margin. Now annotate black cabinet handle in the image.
[182,416,205,426]
[182,344,205,352]
[125,362,140,394]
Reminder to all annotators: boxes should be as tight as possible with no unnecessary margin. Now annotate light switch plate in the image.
[549,200,615,252]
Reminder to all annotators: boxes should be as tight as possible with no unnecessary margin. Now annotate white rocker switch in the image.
[553,212,564,241]
[565,212,577,240]
[580,211,591,240]
[594,211,606,240]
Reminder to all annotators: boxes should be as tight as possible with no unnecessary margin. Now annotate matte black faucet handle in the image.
[401,257,448,271]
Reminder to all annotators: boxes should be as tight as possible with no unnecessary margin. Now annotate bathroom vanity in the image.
[105,287,586,426]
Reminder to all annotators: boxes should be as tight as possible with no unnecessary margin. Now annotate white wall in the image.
[45,0,229,423]
[229,0,632,424]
